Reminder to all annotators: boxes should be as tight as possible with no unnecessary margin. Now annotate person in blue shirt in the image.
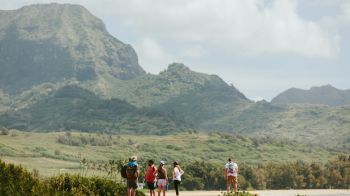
[127,156,139,196]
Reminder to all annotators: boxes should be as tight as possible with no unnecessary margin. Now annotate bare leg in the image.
[226,178,230,192]
[234,177,238,193]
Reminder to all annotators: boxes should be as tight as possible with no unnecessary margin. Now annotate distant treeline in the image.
[81,154,350,191]
[1,155,349,194]
[178,154,350,190]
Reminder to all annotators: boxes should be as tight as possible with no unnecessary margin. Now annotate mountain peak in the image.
[5,3,106,42]
[310,84,337,91]
[166,63,191,73]
[0,3,145,94]
[272,85,350,106]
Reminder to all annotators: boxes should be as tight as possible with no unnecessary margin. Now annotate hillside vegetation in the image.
[0,130,338,177]
[0,85,192,134]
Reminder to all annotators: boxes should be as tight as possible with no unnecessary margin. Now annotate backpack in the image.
[121,165,128,179]
[227,162,236,174]
[126,165,138,180]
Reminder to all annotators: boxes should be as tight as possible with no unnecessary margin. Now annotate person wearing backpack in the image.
[145,160,157,196]
[157,161,168,196]
[173,161,184,196]
[126,156,139,196]
[224,158,238,193]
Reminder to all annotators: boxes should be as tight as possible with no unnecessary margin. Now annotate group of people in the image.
[125,156,238,196]
[126,156,184,196]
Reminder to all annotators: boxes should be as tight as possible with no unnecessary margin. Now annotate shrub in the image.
[0,127,9,135]
[54,149,61,156]
[44,174,145,196]
[0,160,145,196]
[0,159,41,195]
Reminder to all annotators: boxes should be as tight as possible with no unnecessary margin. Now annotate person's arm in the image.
[173,168,176,179]
[177,166,184,175]
[136,166,139,178]
[144,167,147,181]
[153,166,158,176]
[165,169,169,184]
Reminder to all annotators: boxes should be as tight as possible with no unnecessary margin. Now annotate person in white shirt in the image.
[173,162,184,196]
[224,158,238,193]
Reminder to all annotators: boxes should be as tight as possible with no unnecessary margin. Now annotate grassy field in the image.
[0,130,338,177]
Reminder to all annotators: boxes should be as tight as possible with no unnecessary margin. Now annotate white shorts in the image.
[157,179,167,188]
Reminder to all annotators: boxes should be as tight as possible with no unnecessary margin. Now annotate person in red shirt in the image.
[145,160,157,196]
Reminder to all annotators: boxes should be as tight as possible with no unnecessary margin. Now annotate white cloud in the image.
[2,0,341,59]
[321,1,350,29]
[133,37,174,73]
[100,0,339,58]
[180,45,207,58]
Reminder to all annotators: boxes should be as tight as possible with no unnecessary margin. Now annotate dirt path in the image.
[144,189,350,196]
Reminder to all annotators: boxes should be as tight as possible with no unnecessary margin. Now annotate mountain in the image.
[271,85,350,106]
[86,62,252,129]
[0,3,250,134]
[0,3,144,95]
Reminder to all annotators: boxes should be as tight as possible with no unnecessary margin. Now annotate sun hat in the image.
[130,156,137,161]
[160,160,165,165]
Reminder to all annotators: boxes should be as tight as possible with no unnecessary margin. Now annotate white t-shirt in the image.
[225,162,238,177]
[173,167,184,181]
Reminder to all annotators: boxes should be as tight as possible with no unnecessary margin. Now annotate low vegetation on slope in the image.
[0,85,192,134]
[0,130,338,176]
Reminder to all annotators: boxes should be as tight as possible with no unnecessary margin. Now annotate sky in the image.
[1,0,350,101]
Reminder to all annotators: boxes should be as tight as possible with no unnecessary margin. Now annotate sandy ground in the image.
[144,189,350,196]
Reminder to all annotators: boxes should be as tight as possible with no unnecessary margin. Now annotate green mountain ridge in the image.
[271,84,350,106]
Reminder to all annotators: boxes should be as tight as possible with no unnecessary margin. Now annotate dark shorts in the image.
[127,179,138,189]
[147,182,156,190]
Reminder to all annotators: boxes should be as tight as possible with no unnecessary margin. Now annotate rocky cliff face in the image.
[0,3,145,94]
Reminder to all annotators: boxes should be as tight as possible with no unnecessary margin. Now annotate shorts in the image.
[127,179,138,189]
[147,182,156,190]
[157,179,167,189]
[227,176,237,184]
